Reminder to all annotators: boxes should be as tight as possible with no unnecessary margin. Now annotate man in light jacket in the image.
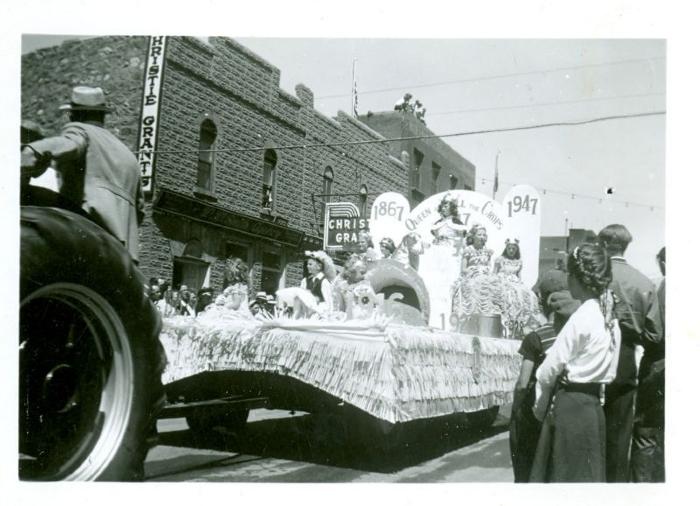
[21,86,144,262]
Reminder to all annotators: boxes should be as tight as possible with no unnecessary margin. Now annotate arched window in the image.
[197,119,217,192]
[359,184,368,217]
[262,149,277,210]
[449,174,458,190]
[322,167,334,204]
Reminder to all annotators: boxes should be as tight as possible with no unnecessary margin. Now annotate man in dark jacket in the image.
[629,246,666,482]
[597,224,663,482]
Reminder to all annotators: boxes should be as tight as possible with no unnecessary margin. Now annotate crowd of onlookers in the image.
[509,223,665,483]
[148,275,277,319]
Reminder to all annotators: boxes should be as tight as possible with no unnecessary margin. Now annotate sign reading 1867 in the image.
[323,202,368,251]
[137,36,167,195]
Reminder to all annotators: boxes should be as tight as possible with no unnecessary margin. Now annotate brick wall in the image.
[22,36,407,293]
[359,111,476,199]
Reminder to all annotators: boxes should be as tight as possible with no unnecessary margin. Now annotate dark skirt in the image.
[530,389,607,482]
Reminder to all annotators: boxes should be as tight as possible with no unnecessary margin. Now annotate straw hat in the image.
[59,86,113,113]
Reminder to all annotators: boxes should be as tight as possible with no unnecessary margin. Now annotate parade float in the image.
[159,186,545,447]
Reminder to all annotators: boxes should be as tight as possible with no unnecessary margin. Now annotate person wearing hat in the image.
[509,269,579,482]
[300,250,337,312]
[249,291,273,318]
[20,86,144,262]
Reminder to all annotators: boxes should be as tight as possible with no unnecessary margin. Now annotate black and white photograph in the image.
[3,1,698,504]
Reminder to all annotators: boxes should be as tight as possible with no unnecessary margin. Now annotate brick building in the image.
[21,36,407,294]
[538,228,597,275]
[358,110,476,208]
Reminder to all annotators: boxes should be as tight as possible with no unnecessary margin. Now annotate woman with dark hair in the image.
[530,243,621,482]
[211,257,252,317]
[430,195,468,247]
[509,269,579,482]
[378,237,397,258]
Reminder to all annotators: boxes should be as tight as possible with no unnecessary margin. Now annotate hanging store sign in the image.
[137,35,167,195]
[323,202,368,251]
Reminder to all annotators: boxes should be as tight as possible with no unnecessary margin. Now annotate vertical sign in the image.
[137,36,167,195]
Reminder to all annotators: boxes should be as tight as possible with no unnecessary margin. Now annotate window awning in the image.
[153,189,322,249]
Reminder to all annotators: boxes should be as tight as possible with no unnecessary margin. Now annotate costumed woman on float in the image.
[451,226,541,338]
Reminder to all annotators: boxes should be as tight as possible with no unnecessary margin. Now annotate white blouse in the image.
[533,298,621,420]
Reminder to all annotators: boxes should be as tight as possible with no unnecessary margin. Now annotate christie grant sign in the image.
[323,202,368,251]
[137,36,167,195]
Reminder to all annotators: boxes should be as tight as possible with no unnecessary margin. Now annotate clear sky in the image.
[236,38,666,278]
[20,35,665,277]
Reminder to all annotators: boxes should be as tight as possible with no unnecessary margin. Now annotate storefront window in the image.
[261,250,283,295]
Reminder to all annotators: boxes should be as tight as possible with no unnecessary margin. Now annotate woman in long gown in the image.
[418,195,469,328]
[493,239,543,337]
[451,224,504,324]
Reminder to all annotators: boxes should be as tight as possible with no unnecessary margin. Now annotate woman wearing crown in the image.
[451,228,541,337]
[494,238,543,337]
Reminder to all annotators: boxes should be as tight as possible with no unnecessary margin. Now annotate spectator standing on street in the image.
[530,244,621,482]
[629,246,666,482]
[20,86,145,262]
[596,224,662,482]
[509,269,578,482]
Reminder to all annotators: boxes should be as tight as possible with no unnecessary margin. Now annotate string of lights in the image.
[429,92,665,117]
[315,56,666,100]
[481,177,664,211]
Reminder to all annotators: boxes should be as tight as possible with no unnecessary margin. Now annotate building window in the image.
[322,166,334,211]
[411,188,425,208]
[262,149,277,211]
[431,162,441,194]
[450,174,458,189]
[359,184,368,217]
[197,119,217,192]
[464,183,473,191]
[173,239,209,292]
[411,149,424,188]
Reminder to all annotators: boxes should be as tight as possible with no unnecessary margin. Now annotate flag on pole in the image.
[351,58,359,118]
[492,150,500,199]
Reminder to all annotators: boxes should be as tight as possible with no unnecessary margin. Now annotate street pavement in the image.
[144,406,515,482]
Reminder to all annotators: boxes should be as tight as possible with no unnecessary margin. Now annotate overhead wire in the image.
[315,56,666,100]
[138,110,666,212]
[143,110,665,156]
